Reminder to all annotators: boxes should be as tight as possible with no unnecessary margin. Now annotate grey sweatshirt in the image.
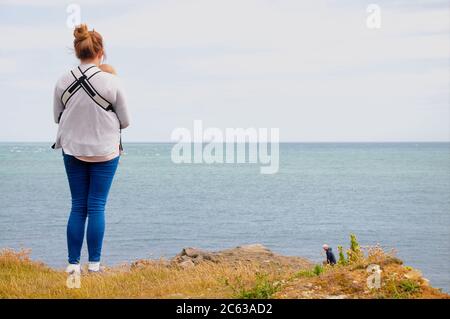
[53,63,130,156]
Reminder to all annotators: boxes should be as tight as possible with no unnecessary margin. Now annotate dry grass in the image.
[1,245,448,299]
[0,249,296,299]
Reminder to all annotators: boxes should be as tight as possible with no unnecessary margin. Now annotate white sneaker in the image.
[88,262,101,273]
[65,263,81,274]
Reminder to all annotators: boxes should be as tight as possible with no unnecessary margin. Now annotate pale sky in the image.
[0,0,448,142]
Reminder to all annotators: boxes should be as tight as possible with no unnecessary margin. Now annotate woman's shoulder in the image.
[54,69,76,94]
[95,70,118,82]
[91,69,124,91]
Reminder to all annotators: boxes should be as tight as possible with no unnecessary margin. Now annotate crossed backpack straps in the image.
[55,65,123,151]
[61,65,113,111]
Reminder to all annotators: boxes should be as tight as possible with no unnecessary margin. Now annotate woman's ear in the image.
[97,50,104,62]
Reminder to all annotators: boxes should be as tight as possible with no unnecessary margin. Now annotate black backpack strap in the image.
[61,66,113,112]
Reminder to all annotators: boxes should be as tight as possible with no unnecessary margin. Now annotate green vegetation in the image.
[313,264,324,276]
[347,233,364,263]
[404,266,413,271]
[229,273,281,299]
[399,279,421,294]
[294,269,316,278]
[294,264,324,278]
[379,278,422,299]
[337,245,347,265]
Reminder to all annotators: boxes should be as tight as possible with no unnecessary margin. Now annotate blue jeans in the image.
[63,154,119,264]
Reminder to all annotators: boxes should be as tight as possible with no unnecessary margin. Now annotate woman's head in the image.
[73,24,104,62]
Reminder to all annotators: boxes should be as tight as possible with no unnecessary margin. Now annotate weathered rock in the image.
[237,244,272,254]
[180,255,190,261]
[183,247,205,258]
[422,278,430,286]
[171,244,311,270]
[404,269,422,281]
[179,259,195,269]
[173,247,217,265]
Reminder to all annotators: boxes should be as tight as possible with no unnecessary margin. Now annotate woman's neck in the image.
[80,58,100,66]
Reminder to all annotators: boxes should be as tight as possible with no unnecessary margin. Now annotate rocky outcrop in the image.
[171,244,311,269]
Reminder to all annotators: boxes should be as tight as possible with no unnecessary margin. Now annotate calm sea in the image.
[0,142,449,292]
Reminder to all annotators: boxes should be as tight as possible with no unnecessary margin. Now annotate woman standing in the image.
[53,24,130,274]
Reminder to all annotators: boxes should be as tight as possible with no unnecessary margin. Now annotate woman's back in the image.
[53,63,130,156]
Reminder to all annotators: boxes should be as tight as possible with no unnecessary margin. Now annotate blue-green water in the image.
[0,143,449,292]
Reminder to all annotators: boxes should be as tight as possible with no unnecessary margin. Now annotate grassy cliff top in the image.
[0,242,448,299]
